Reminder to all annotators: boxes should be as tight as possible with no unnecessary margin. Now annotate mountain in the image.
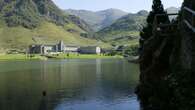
[65,8,128,31]
[0,0,109,52]
[96,10,148,46]
[137,10,149,16]
[95,7,179,46]
[65,8,148,46]
[166,7,180,14]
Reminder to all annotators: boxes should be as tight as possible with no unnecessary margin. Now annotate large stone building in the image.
[29,41,78,54]
[29,41,101,54]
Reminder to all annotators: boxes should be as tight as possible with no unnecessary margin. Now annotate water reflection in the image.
[0,59,140,110]
[39,96,48,110]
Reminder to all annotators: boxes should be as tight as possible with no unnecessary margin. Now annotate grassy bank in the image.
[0,54,47,61]
[51,53,123,59]
[0,54,123,61]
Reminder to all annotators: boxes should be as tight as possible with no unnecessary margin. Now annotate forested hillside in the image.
[0,0,109,52]
[96,10,148,46]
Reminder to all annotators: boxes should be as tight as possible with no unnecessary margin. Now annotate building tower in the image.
[58,40,65,52]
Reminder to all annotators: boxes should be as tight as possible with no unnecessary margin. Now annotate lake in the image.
[0,59,140,110]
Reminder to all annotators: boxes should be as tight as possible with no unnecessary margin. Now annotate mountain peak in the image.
[65,8,128,31]
[97,8,128,15]
[137,10,149,16]
[101,8,127,12]
[166,7,180,14]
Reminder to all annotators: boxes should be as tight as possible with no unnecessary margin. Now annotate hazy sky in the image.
[52,0,183,13]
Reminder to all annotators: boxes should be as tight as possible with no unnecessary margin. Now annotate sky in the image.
[52,0,184,13]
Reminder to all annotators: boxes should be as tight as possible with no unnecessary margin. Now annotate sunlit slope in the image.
[97,11,148,46]
[0,20,110,50]
[0,0,110,52]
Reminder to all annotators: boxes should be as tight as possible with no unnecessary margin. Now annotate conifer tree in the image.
[139,0,169,51]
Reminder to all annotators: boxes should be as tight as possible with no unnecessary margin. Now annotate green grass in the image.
[99,31,139,41]
[110,37,139,46]
[0,21,111,52]
[0,54,47,61]
[0,53,123,61]
[51,53,123,59]
[99,31,140,46]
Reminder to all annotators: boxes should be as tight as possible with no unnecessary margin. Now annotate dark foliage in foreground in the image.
[136,0,195,109]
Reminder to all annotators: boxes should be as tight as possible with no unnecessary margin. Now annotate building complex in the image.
[29,41,101,55]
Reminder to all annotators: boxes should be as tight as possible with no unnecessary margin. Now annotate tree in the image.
[147,0,168,24]
[139,0,169,50]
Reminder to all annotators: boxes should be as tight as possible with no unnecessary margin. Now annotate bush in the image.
[124,44,139,56]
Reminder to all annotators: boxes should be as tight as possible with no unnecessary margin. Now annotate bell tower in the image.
[58,40,65,52]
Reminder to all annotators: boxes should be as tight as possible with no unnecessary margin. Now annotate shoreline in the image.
[0,54,123,61]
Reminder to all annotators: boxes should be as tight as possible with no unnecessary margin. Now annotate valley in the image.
[0,0,188,110]
[0,0,180,55]
[65,8,128,31]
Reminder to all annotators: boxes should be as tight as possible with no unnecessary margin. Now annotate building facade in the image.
[42,45,58,54]
[29,45,43,54]
[29,41,101,55]
[29,44,58,54]
[64,46,79,53]
[58,40,64,52]
[29,41,65,54]
[79,46,101,54]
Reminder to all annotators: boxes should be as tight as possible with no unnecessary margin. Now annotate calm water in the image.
[0,59,140,110]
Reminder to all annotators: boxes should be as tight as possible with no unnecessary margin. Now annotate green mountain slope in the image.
[97,10,148,46]
[0,0,109,52]
[65,8,128,31]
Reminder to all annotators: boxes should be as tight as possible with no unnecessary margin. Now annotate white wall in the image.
[64,47,78,52]
[96,47,101,54]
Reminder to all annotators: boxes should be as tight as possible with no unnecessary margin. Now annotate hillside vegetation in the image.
[0,0,110,52]
[65,8,179,47]
[97,11,148,46]
[0,0,179,52]
[0,20,109,49]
